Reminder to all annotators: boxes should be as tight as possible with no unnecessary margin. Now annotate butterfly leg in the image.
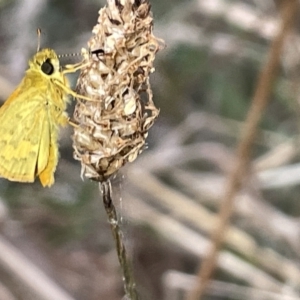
[63,61,90,74]
[53,79,94,102]
[68,117,79,128]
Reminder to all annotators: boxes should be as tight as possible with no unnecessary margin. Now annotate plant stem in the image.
[100,181,139,300]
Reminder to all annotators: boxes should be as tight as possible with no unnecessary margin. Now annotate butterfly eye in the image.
[41,59,54,75]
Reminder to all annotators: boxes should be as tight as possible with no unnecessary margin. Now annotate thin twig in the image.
[100,181,139,300]
[186,1,299,299]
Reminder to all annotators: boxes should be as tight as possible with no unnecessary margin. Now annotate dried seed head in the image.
[72,0,163,182]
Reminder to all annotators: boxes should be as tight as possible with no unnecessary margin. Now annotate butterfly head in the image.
[29,48,61,77]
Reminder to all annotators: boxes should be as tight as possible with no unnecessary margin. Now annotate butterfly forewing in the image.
[0,48,72,187]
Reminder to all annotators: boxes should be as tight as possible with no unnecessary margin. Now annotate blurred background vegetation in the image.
[0,0,300,299]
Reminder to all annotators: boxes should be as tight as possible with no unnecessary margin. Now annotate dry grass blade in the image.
[186,1,299,299]
[164,270,300,300]
[0,234,75,300]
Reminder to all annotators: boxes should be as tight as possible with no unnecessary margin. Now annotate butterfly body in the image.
[0,48,70,187]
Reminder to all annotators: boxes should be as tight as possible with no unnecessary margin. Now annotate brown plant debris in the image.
[72,0,163,182]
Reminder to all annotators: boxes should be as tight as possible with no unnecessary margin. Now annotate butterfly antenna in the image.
[36,28,41,52]
[58,52,81,58]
